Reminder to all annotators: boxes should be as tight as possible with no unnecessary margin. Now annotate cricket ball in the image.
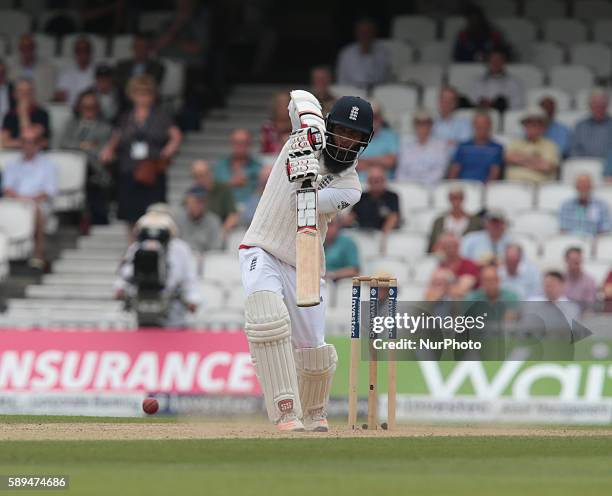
[143,397,159,415]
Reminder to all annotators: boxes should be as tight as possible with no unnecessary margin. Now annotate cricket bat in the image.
[296,178,321,307]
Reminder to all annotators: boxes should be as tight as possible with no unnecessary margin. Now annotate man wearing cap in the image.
[505,106,560,184]
[173,186,223,256]
[396,109,450,185]
[461,209,512,265]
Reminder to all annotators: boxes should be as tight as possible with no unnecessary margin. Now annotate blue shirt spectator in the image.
[358,127,399,180]
[325,219,359,280]
[449,111,502,182]
[540,96,571,158]
[560,174,610,236]
[432,87,472,147]
[571,90,612,158]
[498,243,543,300]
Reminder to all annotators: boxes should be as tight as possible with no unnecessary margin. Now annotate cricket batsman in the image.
[239,90,373,432]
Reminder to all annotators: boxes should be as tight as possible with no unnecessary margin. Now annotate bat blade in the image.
[296,180,321,307]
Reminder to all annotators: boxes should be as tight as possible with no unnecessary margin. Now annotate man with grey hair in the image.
[560,174,610,236]
[571,88,612,158]
[498,243,542,299]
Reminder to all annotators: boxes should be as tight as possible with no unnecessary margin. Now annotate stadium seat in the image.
[574,0,612,20]
[398,64,444,88]
[378,39,414,79]
[60,33,106,58]
[160,58,185,102]
[225,228,248,253]
[502,109,527,136]
[372,84,419,128]
[447,63,485,96]
[555,110,586,129]
[345,229,382,262]
[495,17,537,44]
[196,280,226,311]
[561,158,604,185]
[391,181,430,221]
[478,0,516,17]
[511,210,560,241]
[441,16,465,41]
[419,41,452,64]
[525,0,566,20]
[408,207,441,234]
[526,88,571,112]
[0,10,31,38]
[543,19,587,44]
[594,235,612,261]
[592,19,612,44]
[422,86,439,110]
[0,37,6,56]
[506,64,544,89]
[569,43,612,80]
[484,181,535,214]
[0,198,35,259]
[46,151,87,211]
[202,251,242,284]
[574,88,612,110]
[518,42,565,73]
[398,282,427,300]
[542,235,593,263]
[110,34,133,60]
[329,84,367,100]
[582,259,611,286]
[0,232,8,281]
[382,231,427,260]
[536,183,575,211]
[549,65,594,95]
[411,255,439,283]
[432,180,484,214]
[364,255,411,283]
[48,104,72,147]
[138,10,174,32]
[512,233,540,261]
[391,16,436,44]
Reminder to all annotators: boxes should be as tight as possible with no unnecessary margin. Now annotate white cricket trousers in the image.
[239,246,326,348]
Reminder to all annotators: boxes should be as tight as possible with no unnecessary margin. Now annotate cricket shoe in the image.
[277,412,305,432]
[303,408,329,432]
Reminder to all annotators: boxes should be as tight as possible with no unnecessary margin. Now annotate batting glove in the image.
[287,126,325,158]
[286,155,320,183]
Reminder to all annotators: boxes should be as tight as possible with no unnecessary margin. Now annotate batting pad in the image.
[294,344,338,414]
[244,291,302,423]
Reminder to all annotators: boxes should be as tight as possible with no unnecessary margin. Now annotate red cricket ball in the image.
[142,397,159,415]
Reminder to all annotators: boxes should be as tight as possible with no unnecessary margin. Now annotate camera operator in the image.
[114,208,201,328]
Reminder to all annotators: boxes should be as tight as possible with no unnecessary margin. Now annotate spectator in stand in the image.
[346,166,399,232]
[335,18,390,88]
[448,111,502,183]
[604,270,612,312]
[1,127,57,269]
[432,86,471,147]
[87,64,121,124]
[310,66,336,115]
[191,159,239,236]
[560,174,610,236]
[540,96,571,158]
[9,34,56,104]
[461,209,511,265]
[60,90,112,226]
[174,186,223,255]
[564,247,597,312]
[469,49,524,111]
[453,5,508,63]
[498,243,542,300]
[356,101,398,179]
[115,33,165,101]
[424,267,455,302]
[427,186,483,252]
[505,106,559,184]
[436,231,480,298]
[54,36,95,107]
[0,60,14,127]
[241,164,273,227]
[395,109,450,185]
[260,92,292,154]
[1,78,50,149]
[467,264,519,305]
[324,218,359,281]
[214,128,261,206]
[531,270,581,324]
[571,89,612,159]
[100,75,182,234]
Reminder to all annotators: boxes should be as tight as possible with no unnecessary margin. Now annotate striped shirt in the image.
[570,116,612,158]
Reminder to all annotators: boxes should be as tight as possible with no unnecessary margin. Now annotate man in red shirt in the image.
[436,231,480,299]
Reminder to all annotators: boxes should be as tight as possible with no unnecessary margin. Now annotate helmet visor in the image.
[325,128,372,163]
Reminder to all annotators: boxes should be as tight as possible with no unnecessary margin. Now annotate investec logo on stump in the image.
[370,312,488,351]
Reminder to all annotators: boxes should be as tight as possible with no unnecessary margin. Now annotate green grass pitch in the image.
[1,418,611,496]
